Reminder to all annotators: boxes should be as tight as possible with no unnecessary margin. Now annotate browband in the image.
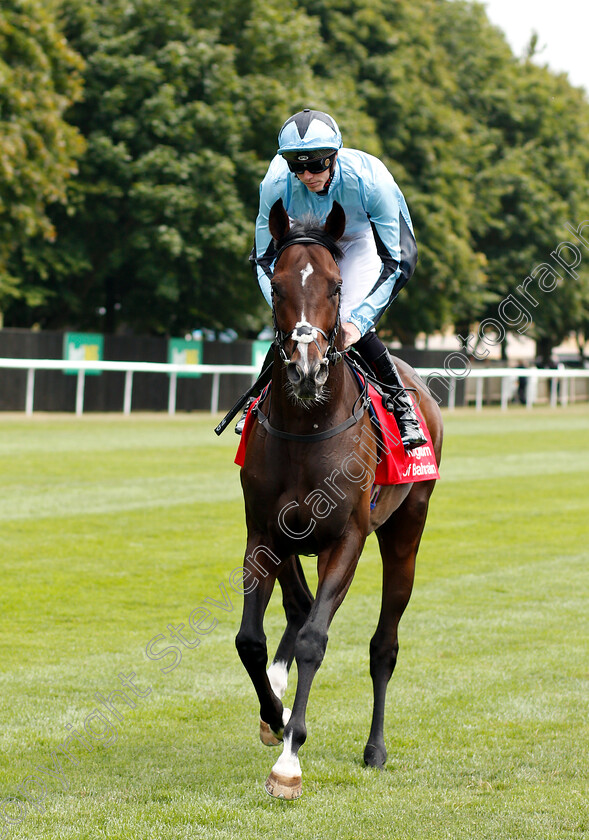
[275,235,340,264]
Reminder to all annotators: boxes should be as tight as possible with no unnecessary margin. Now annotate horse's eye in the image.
[330,284,342,298]
[271,284,281,300]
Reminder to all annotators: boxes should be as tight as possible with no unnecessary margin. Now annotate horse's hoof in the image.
[259,707,291,746]
[264,770,303,800]
[364,742,387,769]
[260,719,282,746]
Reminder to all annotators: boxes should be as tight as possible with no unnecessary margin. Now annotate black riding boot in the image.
[235,344,274,435]
[355,332,427,451]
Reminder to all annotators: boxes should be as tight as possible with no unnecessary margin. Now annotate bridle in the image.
[272,235,344,367]
[255,233,371,443]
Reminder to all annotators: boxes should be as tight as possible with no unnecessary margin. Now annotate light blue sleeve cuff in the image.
[347,312,374,337]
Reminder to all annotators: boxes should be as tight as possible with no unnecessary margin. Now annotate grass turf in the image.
[0,407,587,839]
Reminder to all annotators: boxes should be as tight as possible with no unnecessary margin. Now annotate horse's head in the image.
[269,199,346,402]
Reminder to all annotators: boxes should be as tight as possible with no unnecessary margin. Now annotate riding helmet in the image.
[277,109,342,161]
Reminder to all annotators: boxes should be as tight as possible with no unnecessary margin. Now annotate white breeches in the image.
[338,230,381,323]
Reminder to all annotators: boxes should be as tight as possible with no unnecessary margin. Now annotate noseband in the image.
[272,235,344,366]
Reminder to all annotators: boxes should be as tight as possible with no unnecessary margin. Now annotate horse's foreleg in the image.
[365,485,432,769]
[265,529,365,799]
[268,555,314,701]
[235,543,285,738]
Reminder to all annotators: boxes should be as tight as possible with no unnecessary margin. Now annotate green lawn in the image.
[0,407,587,839]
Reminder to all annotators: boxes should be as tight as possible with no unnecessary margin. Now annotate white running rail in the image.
[0,358,587,416]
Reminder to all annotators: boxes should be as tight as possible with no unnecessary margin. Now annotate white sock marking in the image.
[267,661,289,699]
[272,733,301,778]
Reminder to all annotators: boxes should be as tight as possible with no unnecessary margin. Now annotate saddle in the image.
[234,360,439,487]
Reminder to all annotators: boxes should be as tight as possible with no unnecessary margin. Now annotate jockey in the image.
[239,108,426,450]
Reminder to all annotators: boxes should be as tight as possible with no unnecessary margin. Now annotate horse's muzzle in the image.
[286,359,329,399]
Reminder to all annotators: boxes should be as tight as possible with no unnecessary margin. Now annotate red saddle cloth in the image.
[235,381,439,486]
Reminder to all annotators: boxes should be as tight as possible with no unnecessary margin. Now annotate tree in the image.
[432,0,589,361]
[477,64,589,363]
[4,0,588,350]
[8,0,343,335]
[8,0,257,334]
[0,0,84,317]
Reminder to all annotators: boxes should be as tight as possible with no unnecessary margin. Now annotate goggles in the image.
[285,153,336,175]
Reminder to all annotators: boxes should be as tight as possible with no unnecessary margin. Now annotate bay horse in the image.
[236,198,443,799]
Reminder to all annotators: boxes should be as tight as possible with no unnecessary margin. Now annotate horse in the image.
[235,198,443,799]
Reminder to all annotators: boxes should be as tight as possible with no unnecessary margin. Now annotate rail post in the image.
[211,372,220,413]
[168,372,177,415]
[25,368,35,416]
[123,370,134,415]
[75,370,86,416]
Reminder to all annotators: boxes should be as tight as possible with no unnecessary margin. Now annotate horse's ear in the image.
[324,201,346,242]
[269,199,290,242]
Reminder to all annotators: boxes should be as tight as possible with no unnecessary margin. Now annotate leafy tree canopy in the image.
[0,0,84,312]
[3,0,588,360]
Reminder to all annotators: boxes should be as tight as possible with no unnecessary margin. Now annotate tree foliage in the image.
[9,0,258,333]
[433,1,589,359]
[3,0,589,358]
[0,0,84,310]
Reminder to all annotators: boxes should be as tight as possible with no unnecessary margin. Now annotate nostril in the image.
[314,362,329,386]
[287,362,303,385]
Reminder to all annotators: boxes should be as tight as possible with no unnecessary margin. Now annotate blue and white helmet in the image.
[277,109,342,160]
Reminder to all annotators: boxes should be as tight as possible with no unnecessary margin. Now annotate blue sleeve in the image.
[348,168,417,334]
[253,161,289,307]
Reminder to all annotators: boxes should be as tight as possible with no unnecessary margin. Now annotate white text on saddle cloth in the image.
[401,444,438,478]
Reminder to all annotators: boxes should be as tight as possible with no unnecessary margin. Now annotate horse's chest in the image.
[244,458,367,554]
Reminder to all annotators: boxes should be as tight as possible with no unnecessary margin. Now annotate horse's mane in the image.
[276,215,344,263]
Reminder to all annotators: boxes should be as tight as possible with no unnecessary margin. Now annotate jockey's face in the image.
[295,158,334,193]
